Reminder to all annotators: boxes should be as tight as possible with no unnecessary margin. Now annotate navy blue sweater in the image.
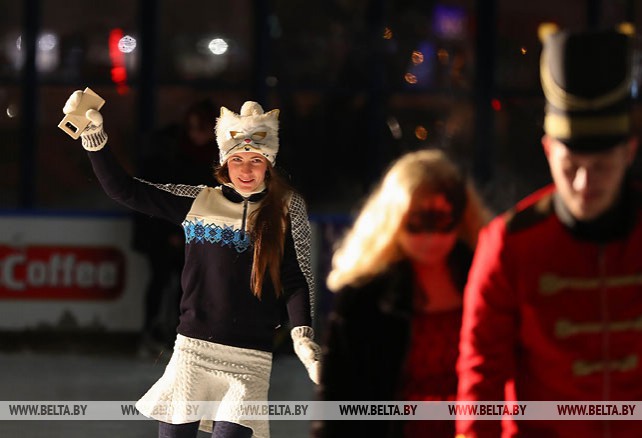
[88,146,314,352]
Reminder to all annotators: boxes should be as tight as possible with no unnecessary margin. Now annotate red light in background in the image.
[108,28,129,95]
[491,98,501,111]
[111,66,127,83]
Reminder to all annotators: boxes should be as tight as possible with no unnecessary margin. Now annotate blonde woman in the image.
[315,149,491,438]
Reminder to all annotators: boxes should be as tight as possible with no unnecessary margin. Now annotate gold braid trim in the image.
[540,273,642,295]
[544,112,630,138]
[540,50,631,111]
[556,315,642,338]
[573,355,637,377]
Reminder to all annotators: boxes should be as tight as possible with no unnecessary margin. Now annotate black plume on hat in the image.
[539,23,634,151]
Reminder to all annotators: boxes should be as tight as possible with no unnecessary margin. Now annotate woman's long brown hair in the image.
[215,163,293,298]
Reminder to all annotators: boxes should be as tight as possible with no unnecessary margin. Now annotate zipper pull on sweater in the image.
[240,198,249,239]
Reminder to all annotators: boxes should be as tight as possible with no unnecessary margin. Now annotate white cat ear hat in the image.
[215,101,280,165]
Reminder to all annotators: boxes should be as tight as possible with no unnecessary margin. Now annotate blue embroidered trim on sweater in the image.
[182,219,251,253]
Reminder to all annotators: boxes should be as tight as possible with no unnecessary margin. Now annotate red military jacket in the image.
[456,183,642,438]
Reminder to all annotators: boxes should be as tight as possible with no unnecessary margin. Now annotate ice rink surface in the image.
[0,346,315,438]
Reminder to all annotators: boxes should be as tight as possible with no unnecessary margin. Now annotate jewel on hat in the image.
[215,101,280,164]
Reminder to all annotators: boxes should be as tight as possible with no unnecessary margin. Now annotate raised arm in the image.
[62,90,203,225]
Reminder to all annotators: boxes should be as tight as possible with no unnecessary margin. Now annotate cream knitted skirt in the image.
[136,334,272,438]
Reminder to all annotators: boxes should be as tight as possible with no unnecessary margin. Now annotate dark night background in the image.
[0,1,642,436]
[3,0,641,217]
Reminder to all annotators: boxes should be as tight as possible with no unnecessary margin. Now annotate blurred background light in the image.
[207,37,228,55]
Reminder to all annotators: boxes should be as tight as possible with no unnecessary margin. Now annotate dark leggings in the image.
[158,420,253,438]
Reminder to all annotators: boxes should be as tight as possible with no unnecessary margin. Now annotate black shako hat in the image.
[539,23,634,152]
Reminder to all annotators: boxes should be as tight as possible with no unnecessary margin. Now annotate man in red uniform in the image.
[456,23,642,437]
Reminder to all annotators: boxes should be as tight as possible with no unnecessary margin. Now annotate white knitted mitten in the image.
[63,90,108,151]
[291,326,321,384]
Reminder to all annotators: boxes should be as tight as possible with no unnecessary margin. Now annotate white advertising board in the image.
[0,214,149,331]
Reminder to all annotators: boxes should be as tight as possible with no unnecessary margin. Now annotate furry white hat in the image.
[215,101,280,165]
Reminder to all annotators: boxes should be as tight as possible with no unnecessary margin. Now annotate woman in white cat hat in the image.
[61,92,320,438]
